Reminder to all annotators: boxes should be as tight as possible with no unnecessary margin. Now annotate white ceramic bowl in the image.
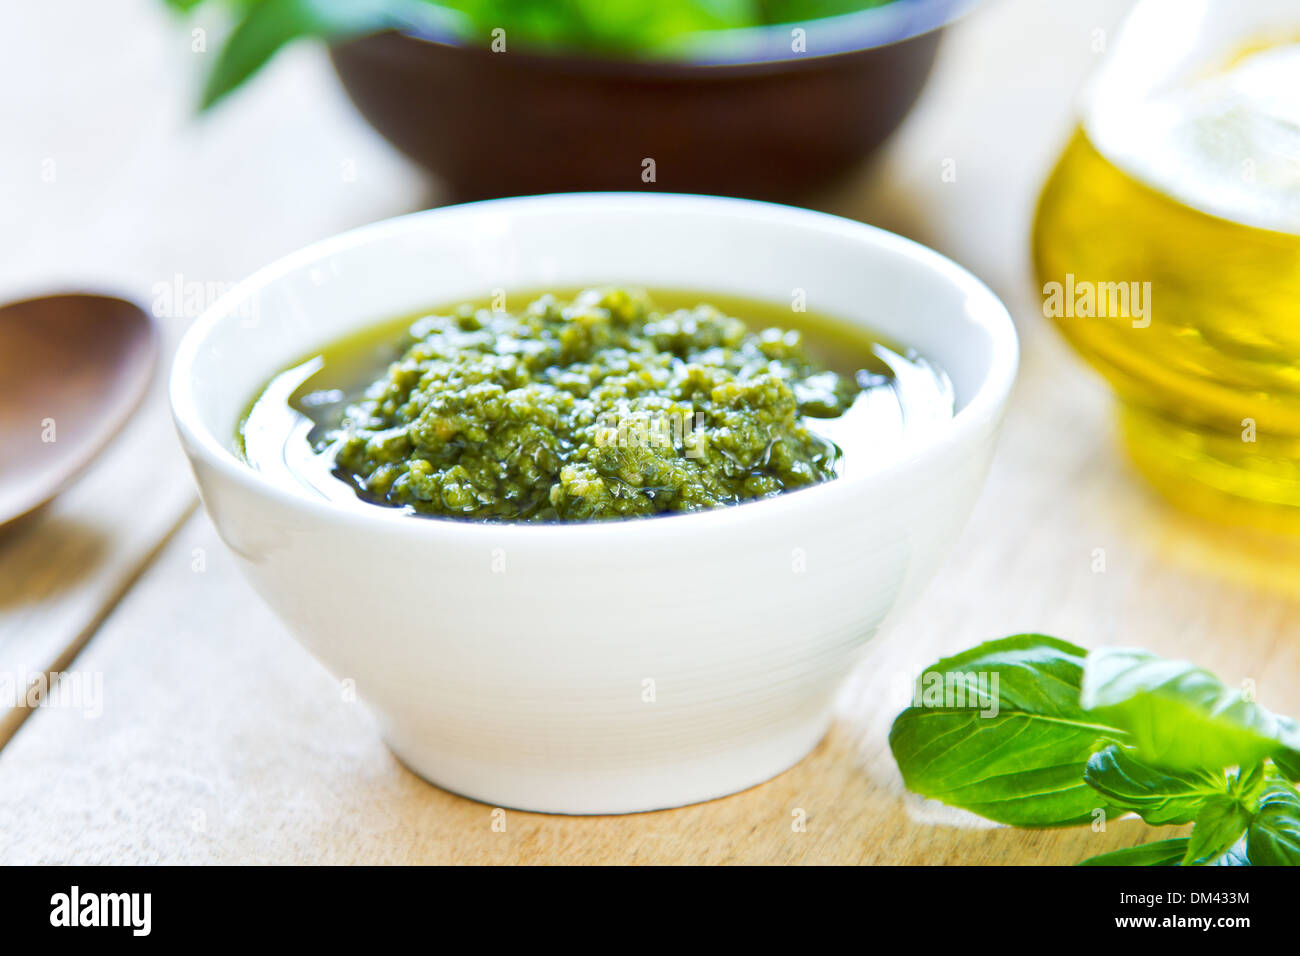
[171,193,1017,814]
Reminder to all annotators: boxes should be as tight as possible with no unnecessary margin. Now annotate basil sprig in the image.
[889,635,1300,865]
[166,0,898,108]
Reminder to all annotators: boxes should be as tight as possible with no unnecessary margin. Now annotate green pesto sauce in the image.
[240,288,950,523]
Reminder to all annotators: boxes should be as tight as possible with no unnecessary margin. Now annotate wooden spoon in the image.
[0,294,157,528]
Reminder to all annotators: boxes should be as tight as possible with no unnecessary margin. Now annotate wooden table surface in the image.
[4,0,1299,865]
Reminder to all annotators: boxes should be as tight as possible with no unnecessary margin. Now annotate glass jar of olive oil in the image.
[1033,0,1300,532]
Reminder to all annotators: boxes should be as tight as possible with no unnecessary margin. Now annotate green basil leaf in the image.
[1269,716,1300,781]
[889,634,1123,827]
[1274,748,1300,782]
[757,0,895,25]
[194,0,915,107]
[1210,836,1251,866]
[1183,794,1253,865]
[441,0,761,53]
[1246,779,1300,866]
[1078,838,1189,866]
[200,0,447,108]
[567,0,757,48]
[1084,744,1224,825]
[1082,648,1299,773]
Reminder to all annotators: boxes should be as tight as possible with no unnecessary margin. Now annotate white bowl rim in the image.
[170,192,1018,542]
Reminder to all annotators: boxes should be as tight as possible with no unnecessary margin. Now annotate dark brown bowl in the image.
[329,1,971,203]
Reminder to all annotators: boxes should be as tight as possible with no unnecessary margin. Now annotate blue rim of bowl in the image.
[392,0,981,68]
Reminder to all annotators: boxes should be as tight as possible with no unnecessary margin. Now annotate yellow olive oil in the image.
[1033,41,1300,532]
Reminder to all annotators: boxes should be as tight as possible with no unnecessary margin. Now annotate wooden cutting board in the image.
[3,0,1297,864]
